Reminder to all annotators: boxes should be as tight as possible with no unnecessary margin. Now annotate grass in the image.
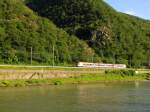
[0,64,105,71]
[0,72,147,87]
[0,66,149,87]
[0,65,149,73]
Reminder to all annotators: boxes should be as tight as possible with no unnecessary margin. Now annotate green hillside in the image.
[0,0,150,68]
[0,0,95,65]
[27,0,150,68]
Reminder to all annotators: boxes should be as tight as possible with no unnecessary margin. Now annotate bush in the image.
[14,81,26,87]
[53,80,63,85]
[145,73,150,80]
[1,80,12,86]
[105,69,136,76]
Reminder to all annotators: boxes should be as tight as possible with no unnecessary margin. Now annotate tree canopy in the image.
[27,0,150,68]
[0,0,95,65]
[0,0,150,68]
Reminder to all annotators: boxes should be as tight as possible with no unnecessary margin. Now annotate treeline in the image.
[0,0,96,65]
[27,0,150,68]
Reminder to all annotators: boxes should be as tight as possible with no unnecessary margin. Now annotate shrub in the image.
[145,73,150,80]
[14,81,26,87]
[105,69,136,76]
[53,80,63,85]
[1,80,12,86]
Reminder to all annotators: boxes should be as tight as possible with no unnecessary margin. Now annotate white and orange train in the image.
[77,62,126,69]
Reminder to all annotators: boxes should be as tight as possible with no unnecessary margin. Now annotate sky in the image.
[105,0,150,20]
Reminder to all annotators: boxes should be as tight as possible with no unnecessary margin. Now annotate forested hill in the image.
[0,0,95,65]
[0,0,150,68]
[27,0,150,68]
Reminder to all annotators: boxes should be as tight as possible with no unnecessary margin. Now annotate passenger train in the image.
[77,62,126,69]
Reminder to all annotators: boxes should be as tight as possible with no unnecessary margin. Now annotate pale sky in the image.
[105,0,150,20]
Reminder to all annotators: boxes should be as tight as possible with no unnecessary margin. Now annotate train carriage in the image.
[77,62,126,69]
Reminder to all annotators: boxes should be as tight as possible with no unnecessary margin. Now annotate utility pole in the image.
[30,47,32,65]
[129,55,132,68]
[53,45,55,67]
[92,55,94,63]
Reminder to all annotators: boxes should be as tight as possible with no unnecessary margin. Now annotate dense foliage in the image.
[105,69,136,77]
[0,0,150,68]
[0,0,95,65]
[27,0,150,68]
